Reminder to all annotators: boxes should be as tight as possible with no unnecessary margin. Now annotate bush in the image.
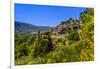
[67,30,79,41]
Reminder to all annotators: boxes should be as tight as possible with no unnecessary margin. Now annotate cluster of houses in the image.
[51,19,83,36]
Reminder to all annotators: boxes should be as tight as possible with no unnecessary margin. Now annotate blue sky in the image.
[15,3,86,27]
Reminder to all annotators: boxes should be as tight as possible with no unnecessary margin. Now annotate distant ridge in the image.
[15,21,52,33]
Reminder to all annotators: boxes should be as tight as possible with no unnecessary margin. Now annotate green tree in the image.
[67,30,79,41]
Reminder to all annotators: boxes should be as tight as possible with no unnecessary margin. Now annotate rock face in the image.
[51,18,82,35]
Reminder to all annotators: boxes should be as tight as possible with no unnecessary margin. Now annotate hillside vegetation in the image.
[15,8,94,65]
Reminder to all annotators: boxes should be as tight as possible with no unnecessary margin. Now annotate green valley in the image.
[15,8,94,65]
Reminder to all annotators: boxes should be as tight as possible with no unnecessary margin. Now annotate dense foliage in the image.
[15,8,94,65]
